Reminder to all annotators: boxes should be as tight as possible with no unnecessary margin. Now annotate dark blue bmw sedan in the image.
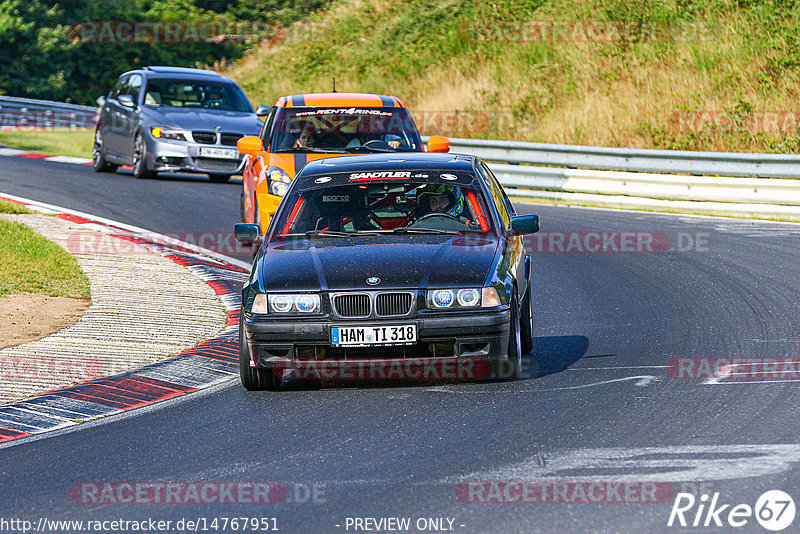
[234,153,540,390]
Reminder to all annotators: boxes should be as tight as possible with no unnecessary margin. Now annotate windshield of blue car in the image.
[142,79,252,112]
[275,180,494,237]
[270,108,422,153]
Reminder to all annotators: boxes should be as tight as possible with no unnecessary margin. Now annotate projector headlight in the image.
[427,288,488,309]
[294,294,320,313]
[426,287,501,309]
[264,293,320,314]
[457,288,480,307]
[429,289,454,308]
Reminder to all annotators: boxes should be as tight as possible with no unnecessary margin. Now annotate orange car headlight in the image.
[267,167,292,196]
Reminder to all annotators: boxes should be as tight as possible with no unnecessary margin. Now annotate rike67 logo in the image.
[668,490,796,531]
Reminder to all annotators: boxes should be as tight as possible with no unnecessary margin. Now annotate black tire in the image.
[239,320,281,391]
[251,196,262,258]
[507,297,523,380]
[92,128,118,173]
[209,173,231,183]
[132,132,156,179]
[520,282,534,356]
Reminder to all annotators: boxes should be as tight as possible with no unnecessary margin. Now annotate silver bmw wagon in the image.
[92,66,264,183]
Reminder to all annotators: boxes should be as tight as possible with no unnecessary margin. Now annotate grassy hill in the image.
[221,0,800,153]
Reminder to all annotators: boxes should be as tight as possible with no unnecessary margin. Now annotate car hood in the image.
[260,234,501,291]
[142,107,261,134]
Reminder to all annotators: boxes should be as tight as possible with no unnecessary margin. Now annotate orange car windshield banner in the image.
[294,108,394,117]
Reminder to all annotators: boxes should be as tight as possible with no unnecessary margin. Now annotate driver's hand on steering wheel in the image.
[387,140,400,149]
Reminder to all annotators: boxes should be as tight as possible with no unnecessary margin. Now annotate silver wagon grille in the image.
[192,131,216,144]
[220,133,244,146]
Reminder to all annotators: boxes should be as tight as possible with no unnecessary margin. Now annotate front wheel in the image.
[520,283,534,355]
[507,298,523,380]
[239,321,281,391]
[132,132,156,179]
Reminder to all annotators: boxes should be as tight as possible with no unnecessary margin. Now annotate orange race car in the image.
[236,92,450,234]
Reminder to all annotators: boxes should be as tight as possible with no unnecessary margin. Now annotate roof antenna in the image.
[332,77,337,93]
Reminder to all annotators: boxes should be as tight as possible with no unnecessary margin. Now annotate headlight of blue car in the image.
[426,287,500,309]
[251,293,321,314]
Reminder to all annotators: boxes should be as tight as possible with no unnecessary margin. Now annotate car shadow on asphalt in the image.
[273,335,592,391]
[526,335,591,379]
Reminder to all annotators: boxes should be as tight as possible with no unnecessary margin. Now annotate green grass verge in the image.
[0,130,93,159]
[222,0,800,154]
[0,217,91,298]
[0,199,33,215]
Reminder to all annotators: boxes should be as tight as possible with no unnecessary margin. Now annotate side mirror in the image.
[235,223,264,245]
[117,94,135,108]
[255,104,271,116]
[96,96,106,107]
[427,135,451,153]
[509,214,539,235]
[237,135,264,155]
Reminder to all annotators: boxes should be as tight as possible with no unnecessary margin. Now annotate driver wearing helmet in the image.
[204,87,224,108]
[415,184,467,220]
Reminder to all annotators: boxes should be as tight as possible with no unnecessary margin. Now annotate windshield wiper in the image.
[343,145,395,153]
[279,230,352,238]
[378,227,459,236]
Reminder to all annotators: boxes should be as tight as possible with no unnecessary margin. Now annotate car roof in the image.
[297,153,478,183]
[122,66,235,83]
[143,66,221,76]
[274,93,406,109]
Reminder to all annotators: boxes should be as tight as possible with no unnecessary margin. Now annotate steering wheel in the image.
[363,139,393,149]
[412,212,463,225]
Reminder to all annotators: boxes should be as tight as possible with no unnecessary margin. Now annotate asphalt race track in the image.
[2,157,800,533]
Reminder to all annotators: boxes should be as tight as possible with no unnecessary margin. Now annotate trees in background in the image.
[0,0,328,104]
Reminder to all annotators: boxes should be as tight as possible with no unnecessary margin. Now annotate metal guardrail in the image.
[444,137,800,179]
[492,165,800,206]
[421,136,800,217]
[0,97,798,216]
[0,96,96,129]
